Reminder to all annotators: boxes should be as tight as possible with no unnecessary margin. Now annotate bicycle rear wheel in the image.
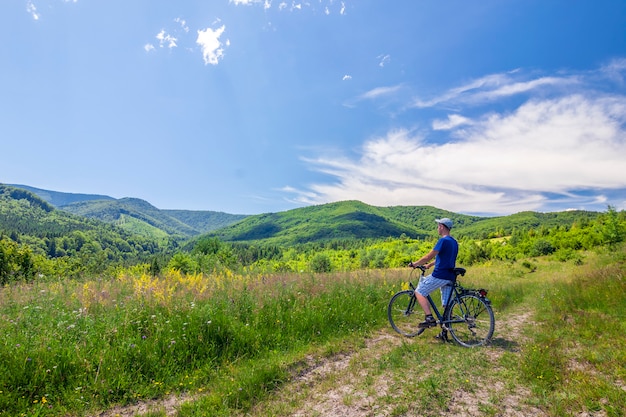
[446,294,494,347]
[388,290,421,337]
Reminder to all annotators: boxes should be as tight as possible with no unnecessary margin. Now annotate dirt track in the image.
[94,309,545,417]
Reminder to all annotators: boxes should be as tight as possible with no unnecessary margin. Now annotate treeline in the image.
[157,206,626,276]
[0,187,179,283]
[2,200,624,284]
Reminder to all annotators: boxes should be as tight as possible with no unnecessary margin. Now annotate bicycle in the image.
[387,265,495,347]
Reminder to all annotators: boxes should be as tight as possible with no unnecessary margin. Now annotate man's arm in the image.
[409,249,438,268]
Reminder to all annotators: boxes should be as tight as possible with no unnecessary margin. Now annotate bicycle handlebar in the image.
[408,263,427,273]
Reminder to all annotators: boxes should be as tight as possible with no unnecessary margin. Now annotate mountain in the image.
[8,184,114,206]
[6,184,248,239]
[203,200,474,245]
[201,200,602,245]
[0,184,173,263]
[3,184,602,246]
[164,209,248,234]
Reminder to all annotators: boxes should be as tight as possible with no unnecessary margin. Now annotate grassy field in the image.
[1,245,625,416]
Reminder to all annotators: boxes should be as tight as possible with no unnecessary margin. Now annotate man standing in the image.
[408,218,458,329]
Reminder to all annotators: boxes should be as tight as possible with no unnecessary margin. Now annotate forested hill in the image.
[0,184,175,266]
[3,184,603,248]
[8,184,115,206]
[0,183,613,281]
[200,200,601,245]
[6,184,248,238]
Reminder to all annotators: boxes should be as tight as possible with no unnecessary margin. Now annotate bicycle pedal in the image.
[435,331,449,342]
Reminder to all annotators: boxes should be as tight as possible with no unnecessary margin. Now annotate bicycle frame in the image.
[411,267,490,332]
[410,277,459,329]
[388,265,494,346]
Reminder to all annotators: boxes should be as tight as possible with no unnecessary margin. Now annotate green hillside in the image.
[7,183,114,206]
[205,201,469,245]
[0,185,174,274]
[203,200,602,245]
[7,184,248,239]
[164,209,247,233]
[1,184,106,236]
[7,184,603,247]
[457,210,601,239]
[0,182,618,283]
[60,198,200,237]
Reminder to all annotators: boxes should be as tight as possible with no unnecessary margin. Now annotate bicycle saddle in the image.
[454,267,466,277]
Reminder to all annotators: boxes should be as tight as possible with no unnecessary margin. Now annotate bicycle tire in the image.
[388,290,421,337]
[446,294,495,347]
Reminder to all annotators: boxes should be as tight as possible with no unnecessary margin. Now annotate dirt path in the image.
[93,309,539,417]
[261,309,543,417]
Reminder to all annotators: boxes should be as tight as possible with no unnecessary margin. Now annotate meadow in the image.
[1,244,625,416]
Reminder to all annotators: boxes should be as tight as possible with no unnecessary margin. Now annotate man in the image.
[408,218,458,329]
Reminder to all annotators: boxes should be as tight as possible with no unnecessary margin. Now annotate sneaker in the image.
[418,316,437,329]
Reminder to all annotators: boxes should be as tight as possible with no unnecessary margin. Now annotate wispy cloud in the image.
[412,72,579,108]
[358,85,404,101]
[26,1,39,20]
[231,0,348,14]
[432,114,472,131]
[289,63,626,215]
[342,84,405,109]
[378,54,391,67]
[25,0,78,20]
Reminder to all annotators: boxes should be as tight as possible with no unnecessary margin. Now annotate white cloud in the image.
[432,114,472,131]
[342,74,352,81]
[600,57,626,86]
[290,93,626,215]
[196,25,228,65]
[156,30,178,49]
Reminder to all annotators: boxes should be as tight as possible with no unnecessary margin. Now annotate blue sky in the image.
[1,0,625,216]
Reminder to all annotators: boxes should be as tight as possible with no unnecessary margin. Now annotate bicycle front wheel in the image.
[388,290,421,337]
[446,294,495,347]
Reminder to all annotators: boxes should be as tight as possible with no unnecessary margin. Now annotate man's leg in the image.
[416,292,431,315]
[415,275,447,329]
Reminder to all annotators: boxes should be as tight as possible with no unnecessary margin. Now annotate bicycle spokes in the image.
[447,294,495,347]
[388,290,422,338]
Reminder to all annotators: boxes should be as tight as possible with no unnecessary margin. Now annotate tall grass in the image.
[2,246,625,416]
[0,269,393,416]
[518,252,626,416]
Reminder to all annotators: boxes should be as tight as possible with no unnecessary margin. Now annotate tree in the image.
[601,205,624,245]
[168,253,197,274]
[310,253,332,273]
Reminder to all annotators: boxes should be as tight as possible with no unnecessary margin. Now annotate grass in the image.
[0,268,392,416]
[1,245,625,416]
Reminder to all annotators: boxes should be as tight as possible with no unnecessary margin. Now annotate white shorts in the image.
[416,275,454,306]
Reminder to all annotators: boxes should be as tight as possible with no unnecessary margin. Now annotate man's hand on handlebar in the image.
[408,262,427,271]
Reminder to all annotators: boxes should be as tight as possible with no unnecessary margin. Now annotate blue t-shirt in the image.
[432,235,458,281]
